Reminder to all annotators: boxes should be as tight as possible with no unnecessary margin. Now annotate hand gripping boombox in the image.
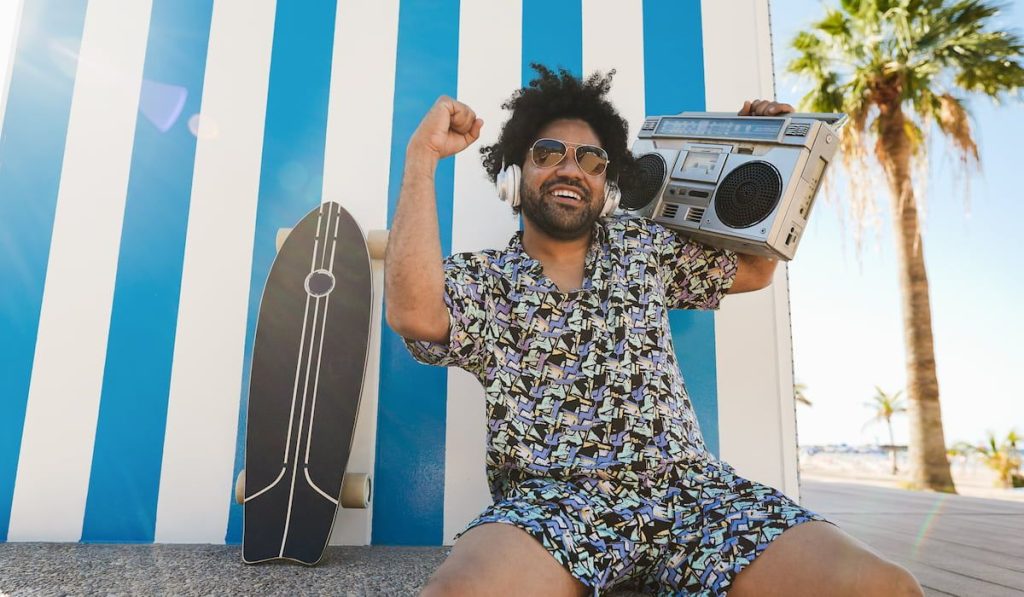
[616,112,847,261]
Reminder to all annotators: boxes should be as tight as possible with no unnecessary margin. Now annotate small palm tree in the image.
[794,382,813,407]
[788,0,1024,493]
[864,386,907,474]
[973,430,1023,488]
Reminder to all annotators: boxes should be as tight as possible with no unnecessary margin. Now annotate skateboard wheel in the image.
[275,227,293,253]
[235,469,245,505]
[340,473,371,509]
[366,229,389,261]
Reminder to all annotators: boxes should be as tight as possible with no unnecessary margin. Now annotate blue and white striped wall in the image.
[0,0,799,546]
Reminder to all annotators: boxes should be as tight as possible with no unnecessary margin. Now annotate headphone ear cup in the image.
[496,163,522,208]
[601,182,621,217]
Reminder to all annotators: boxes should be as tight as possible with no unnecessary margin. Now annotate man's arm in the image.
[724,98,792,295]
[728,253,778,294]
[384,96,483,343]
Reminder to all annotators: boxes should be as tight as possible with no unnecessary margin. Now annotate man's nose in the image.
[554,150,585,179]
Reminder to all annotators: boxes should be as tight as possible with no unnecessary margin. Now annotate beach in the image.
[799,447,1024,503]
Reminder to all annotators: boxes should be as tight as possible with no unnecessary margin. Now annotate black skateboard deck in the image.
[241,201,372,565]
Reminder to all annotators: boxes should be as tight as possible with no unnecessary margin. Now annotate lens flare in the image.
[187,113,219,139]
[139,79,187,132]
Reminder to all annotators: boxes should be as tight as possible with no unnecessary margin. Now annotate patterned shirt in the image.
[402,215,738,501]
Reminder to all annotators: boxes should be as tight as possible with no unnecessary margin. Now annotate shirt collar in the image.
[505,218,610,290]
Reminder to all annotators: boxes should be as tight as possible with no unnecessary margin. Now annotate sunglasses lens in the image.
[576,146,609,175]
[531,139,568,168]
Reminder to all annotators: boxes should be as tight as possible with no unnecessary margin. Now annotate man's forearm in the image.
[384,150,447,330]
[731,253,779,293]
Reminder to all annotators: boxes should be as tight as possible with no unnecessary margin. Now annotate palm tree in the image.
[788,0,1024,493]
[973,430,1023,488]
[794,382,813,407]
[864,386,908,474]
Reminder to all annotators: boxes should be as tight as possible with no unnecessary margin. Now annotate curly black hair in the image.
[480,64,636,212]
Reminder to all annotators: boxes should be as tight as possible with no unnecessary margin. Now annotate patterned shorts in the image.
[455,458,828,596]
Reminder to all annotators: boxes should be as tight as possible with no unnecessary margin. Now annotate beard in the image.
[519,178,603,241]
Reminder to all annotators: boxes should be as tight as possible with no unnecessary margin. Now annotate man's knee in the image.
[420,572,479,597]
[857,558,924,597]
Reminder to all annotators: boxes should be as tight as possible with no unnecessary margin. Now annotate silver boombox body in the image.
[616,112,846,261]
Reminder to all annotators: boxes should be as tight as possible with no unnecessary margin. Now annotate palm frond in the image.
[785,0,1024,257]
[935,94,980,165]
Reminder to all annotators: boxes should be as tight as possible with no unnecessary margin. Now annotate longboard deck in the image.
[242,201,372,565]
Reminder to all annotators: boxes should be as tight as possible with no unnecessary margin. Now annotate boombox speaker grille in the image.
[620,153,665,210]
[714,161,782,228]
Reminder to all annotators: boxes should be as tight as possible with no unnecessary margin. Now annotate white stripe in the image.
[0,0,25,135]
[7,0,152,542]
[443,0,523,545]
[702,0,799,498]
[582,0,646,145]
[154,0,276,543]
[700,0,775,111]
[304,467,338,505]
[321,0,400,547]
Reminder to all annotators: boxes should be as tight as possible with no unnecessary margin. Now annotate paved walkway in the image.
[1,480,1021,595]
[803,479,1024,596]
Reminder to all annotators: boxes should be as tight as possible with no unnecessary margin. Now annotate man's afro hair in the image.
[480,64,636,188]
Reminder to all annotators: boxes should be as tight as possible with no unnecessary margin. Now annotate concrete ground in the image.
[0,543,449,596]
[5,480,1019,595]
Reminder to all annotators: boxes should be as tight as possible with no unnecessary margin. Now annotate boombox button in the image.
[826,134,834,144]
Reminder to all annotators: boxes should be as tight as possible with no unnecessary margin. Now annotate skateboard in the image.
[236,200,388,565]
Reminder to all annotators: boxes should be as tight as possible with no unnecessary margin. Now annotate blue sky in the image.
[770,0,1024,446]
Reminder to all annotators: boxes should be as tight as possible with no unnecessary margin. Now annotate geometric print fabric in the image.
[404,215,740,499]
[456,457,826,595]
[402,215,826,593]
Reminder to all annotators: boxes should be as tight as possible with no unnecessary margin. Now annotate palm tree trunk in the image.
[875,98,957,493]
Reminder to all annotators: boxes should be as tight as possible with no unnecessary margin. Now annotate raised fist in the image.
[408,96,484,160]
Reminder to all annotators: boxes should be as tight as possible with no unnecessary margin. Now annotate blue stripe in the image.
[641,0,721,456]
[0,0,89,542]
[80,0,213,543]
[372,0,460,546]
[518,0,582,231]
[224,0,338,545]
[522,0,582,79]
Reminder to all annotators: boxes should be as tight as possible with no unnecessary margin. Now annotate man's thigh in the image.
[728,521,923,597]
[420,523,589,597]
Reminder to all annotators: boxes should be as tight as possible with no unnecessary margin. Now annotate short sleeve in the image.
[401,253,490,371]
[654,224,738,310]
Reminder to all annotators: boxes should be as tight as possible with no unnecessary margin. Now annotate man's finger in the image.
[739,100,752,116]
[450,102,477,133]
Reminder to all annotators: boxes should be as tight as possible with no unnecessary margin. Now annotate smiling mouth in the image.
[547,189,586,204]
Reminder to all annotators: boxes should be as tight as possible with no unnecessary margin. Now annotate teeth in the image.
[552,189,582,201]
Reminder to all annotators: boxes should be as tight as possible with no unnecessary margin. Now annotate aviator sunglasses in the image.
[529,138,610,176]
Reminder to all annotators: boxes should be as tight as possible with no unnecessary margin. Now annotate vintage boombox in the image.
[617,112,847,260]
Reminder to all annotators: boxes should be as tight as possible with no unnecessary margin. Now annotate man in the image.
[385,66,922,596]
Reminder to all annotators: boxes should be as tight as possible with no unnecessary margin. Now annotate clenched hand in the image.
[408,95,484,160]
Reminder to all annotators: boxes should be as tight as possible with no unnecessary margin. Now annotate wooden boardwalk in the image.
[802,479,1024,596]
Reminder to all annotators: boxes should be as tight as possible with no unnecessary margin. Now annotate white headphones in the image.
[496,161,621,218]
